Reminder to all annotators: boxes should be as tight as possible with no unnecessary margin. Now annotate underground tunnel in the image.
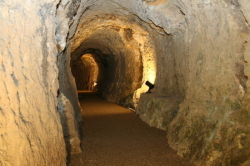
[71,53,101,92]
[1,0,250,166]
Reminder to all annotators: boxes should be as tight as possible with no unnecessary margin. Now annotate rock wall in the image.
[56,0,83,159]
[167,1,250,165]
[58,93,82,155]
[70,2,176,107]
[0,0,67,165]
[0,0,83,165]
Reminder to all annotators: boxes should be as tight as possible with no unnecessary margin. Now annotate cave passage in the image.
[71,53,101,92]
[67,2,187,164]
[1,0,250,165]
[69,91,194,166]
[66,1,190,164]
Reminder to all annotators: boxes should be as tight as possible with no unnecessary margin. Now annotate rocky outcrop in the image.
[137,93,183,130]
[56,0,83,160]
[58,93,82,155]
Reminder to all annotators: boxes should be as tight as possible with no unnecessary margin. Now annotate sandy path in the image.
[69,92,193,166]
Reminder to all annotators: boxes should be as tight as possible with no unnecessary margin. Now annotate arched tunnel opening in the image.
[71,53,102,92]
[68,9,184,108]
[62,2,188,164]
[56,0,250,165]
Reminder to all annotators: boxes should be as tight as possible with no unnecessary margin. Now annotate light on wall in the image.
[146,59,156,84]
[148,69,156,84]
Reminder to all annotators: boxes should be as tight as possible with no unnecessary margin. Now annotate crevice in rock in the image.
[240,10,250,27]
[236,63,248,93]
[56,0,62,10]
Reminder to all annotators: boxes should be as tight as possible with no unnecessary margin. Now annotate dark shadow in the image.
[57,94,72,165]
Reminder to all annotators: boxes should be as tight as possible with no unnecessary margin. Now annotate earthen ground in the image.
[69,91,194,166]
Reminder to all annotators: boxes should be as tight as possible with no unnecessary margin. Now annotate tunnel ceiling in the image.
[70,0,185,54]
[68,0,185,40]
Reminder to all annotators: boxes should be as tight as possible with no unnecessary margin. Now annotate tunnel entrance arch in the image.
[71,49,108,93]
[69,14,162,108]
[71,53,98,92]
[56,1,188,162]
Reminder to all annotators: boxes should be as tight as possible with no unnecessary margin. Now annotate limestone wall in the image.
[167,1,250,165]
[0,0,66,165]
[56,0,83,158]
[0,0,83,165]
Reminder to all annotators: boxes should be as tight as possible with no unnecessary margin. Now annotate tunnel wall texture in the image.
[56,0,83,157]
[69,0,250,165]
[167,1,250,165]
[0,0,82,165]
[0,0,67,165]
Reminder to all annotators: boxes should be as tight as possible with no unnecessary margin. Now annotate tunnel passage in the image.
[58,1,250,165]
[71,53,103,92]
[1,0,250,165]
[69,10,184,110]
[57,0,188,163]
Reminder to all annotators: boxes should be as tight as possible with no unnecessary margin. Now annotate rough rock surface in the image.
[167,1,250,165]
[56,0,84,160]
[0,0,83,165]
[137,93,183,130]
[0,0,67,165]
[58,93,82,155]
[70,6,170,106]
[70,15,145,105]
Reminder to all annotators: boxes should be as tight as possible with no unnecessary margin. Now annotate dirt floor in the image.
[69,91,194,166]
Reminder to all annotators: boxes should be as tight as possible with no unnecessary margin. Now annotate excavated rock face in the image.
[0,0,82,165]
[166,1,250,165]
[0,0,67,165]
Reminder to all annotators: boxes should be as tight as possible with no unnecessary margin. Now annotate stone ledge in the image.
[136,93,183,130]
